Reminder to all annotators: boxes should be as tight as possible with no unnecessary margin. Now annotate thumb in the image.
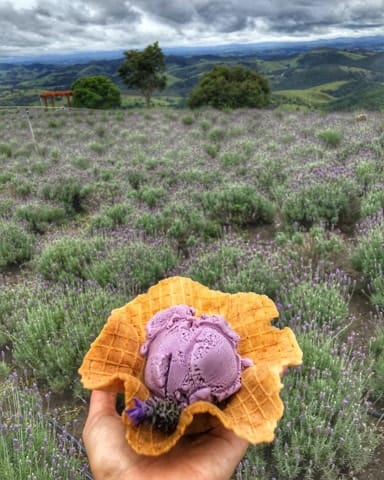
[83,390,120,447]
[87,390,119,419]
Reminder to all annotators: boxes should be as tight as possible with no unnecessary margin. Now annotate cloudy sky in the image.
[1,0,384,57]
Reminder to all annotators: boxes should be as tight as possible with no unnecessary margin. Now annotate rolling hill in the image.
[1,43,384,111]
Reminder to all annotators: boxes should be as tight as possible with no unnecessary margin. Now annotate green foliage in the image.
[282,179,361,229]
[0,284,30,344]
[89,141,107,154]
[371,275,384,308]
[369,324,384,399]
[280,281,348,330]
[200,184,276,226]
[219,149,248,167]
[36,236,104,283]
[225,253,282,299]
[186,242,282,298]
[125,168,148,190]
[0,377,87,477]
[135,203,221,251]
[254,158,287,193]
[14,179,33,197]
[317,129,343,148]
[88,203,132,232]
[208,127,227,142]
[0,198,14,218]
[351,224,384,277]
[361,188,384,217]
[0,172,13,186]
[71,156,91,170]
[0,360,10,378]
[137,186,168,208]
[181,115,194,125]
[72,75,121,109]
[203,143,219,158]
[276,225,345,265]
[41,177,92,214]
[187,244,243,291]
[89,241,178,295]
[351,223,384,307]
[0,221,34,268]
[266,333,376,479]
[15,204,66,234]
[187,65,270,109]
[11,285,124,394]
[355,160,377,192]
[0,143,12,158]
[118,41,167,107]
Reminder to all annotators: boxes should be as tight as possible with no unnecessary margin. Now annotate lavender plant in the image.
[87,202,132,233]
[200,184,276,227]
[351,219,384,307]
[135,203,221,251]
[278,279,349,331]
[0,198,14,218]
[317,128,343,148]
[88,240,179,295]
[0,108,383,479]
[236,329,377,480]
[41,177,93,214]
[282,179,361,230]
[0,221,35,268]
[0,374,89,479]
[369,321,384,400]
[11,283,125,394]
[187,242,243,291]
[36,236,105,283]
[15,204,66,234]
[0,143,12,158]
[361,188,384,217]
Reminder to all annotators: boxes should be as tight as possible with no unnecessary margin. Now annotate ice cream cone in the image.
[79,276,302,456]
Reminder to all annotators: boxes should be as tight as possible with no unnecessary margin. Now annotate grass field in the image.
[0,106,384,479]
[273,81,351,111]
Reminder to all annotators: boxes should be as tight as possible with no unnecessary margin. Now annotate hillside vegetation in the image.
[0,107,384,479]
[1,47,384,111]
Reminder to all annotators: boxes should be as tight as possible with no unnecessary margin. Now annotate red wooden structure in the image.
[40,90,73,107]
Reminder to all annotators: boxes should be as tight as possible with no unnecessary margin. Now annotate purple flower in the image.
[125,396,181,433]
[126,398,153,426]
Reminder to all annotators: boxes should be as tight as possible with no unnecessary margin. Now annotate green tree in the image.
[118,41,167,107]
[72,75,121,109]
[187,65,270,110]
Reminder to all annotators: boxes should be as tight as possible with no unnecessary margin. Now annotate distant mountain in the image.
[1,35,383,65]
[164,35,384,58]
[0,50,125,65]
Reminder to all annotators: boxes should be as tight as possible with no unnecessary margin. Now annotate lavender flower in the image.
[126,396,181,434]
[126,398,154,426]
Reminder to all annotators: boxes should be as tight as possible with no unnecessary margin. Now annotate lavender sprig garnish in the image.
[126,396,181,434]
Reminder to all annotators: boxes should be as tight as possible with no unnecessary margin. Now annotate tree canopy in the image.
[187,65,271,110]
[118,41,167,107]
[71,75,121,109]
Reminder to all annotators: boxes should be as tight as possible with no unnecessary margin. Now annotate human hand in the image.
[83,390,249,480]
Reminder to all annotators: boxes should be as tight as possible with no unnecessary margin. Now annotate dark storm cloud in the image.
[0,0,141,55]
[34,0,140,27]
[2,0,384,56]
[136,0,384,35]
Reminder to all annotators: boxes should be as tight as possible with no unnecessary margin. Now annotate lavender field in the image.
[0,106,384,479]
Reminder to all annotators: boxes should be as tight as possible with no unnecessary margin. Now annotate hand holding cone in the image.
[79,276,302,456]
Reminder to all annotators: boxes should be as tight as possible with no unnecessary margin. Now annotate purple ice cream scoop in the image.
[140,304,253,408]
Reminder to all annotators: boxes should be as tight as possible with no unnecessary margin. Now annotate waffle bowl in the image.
[79,276,302,456]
